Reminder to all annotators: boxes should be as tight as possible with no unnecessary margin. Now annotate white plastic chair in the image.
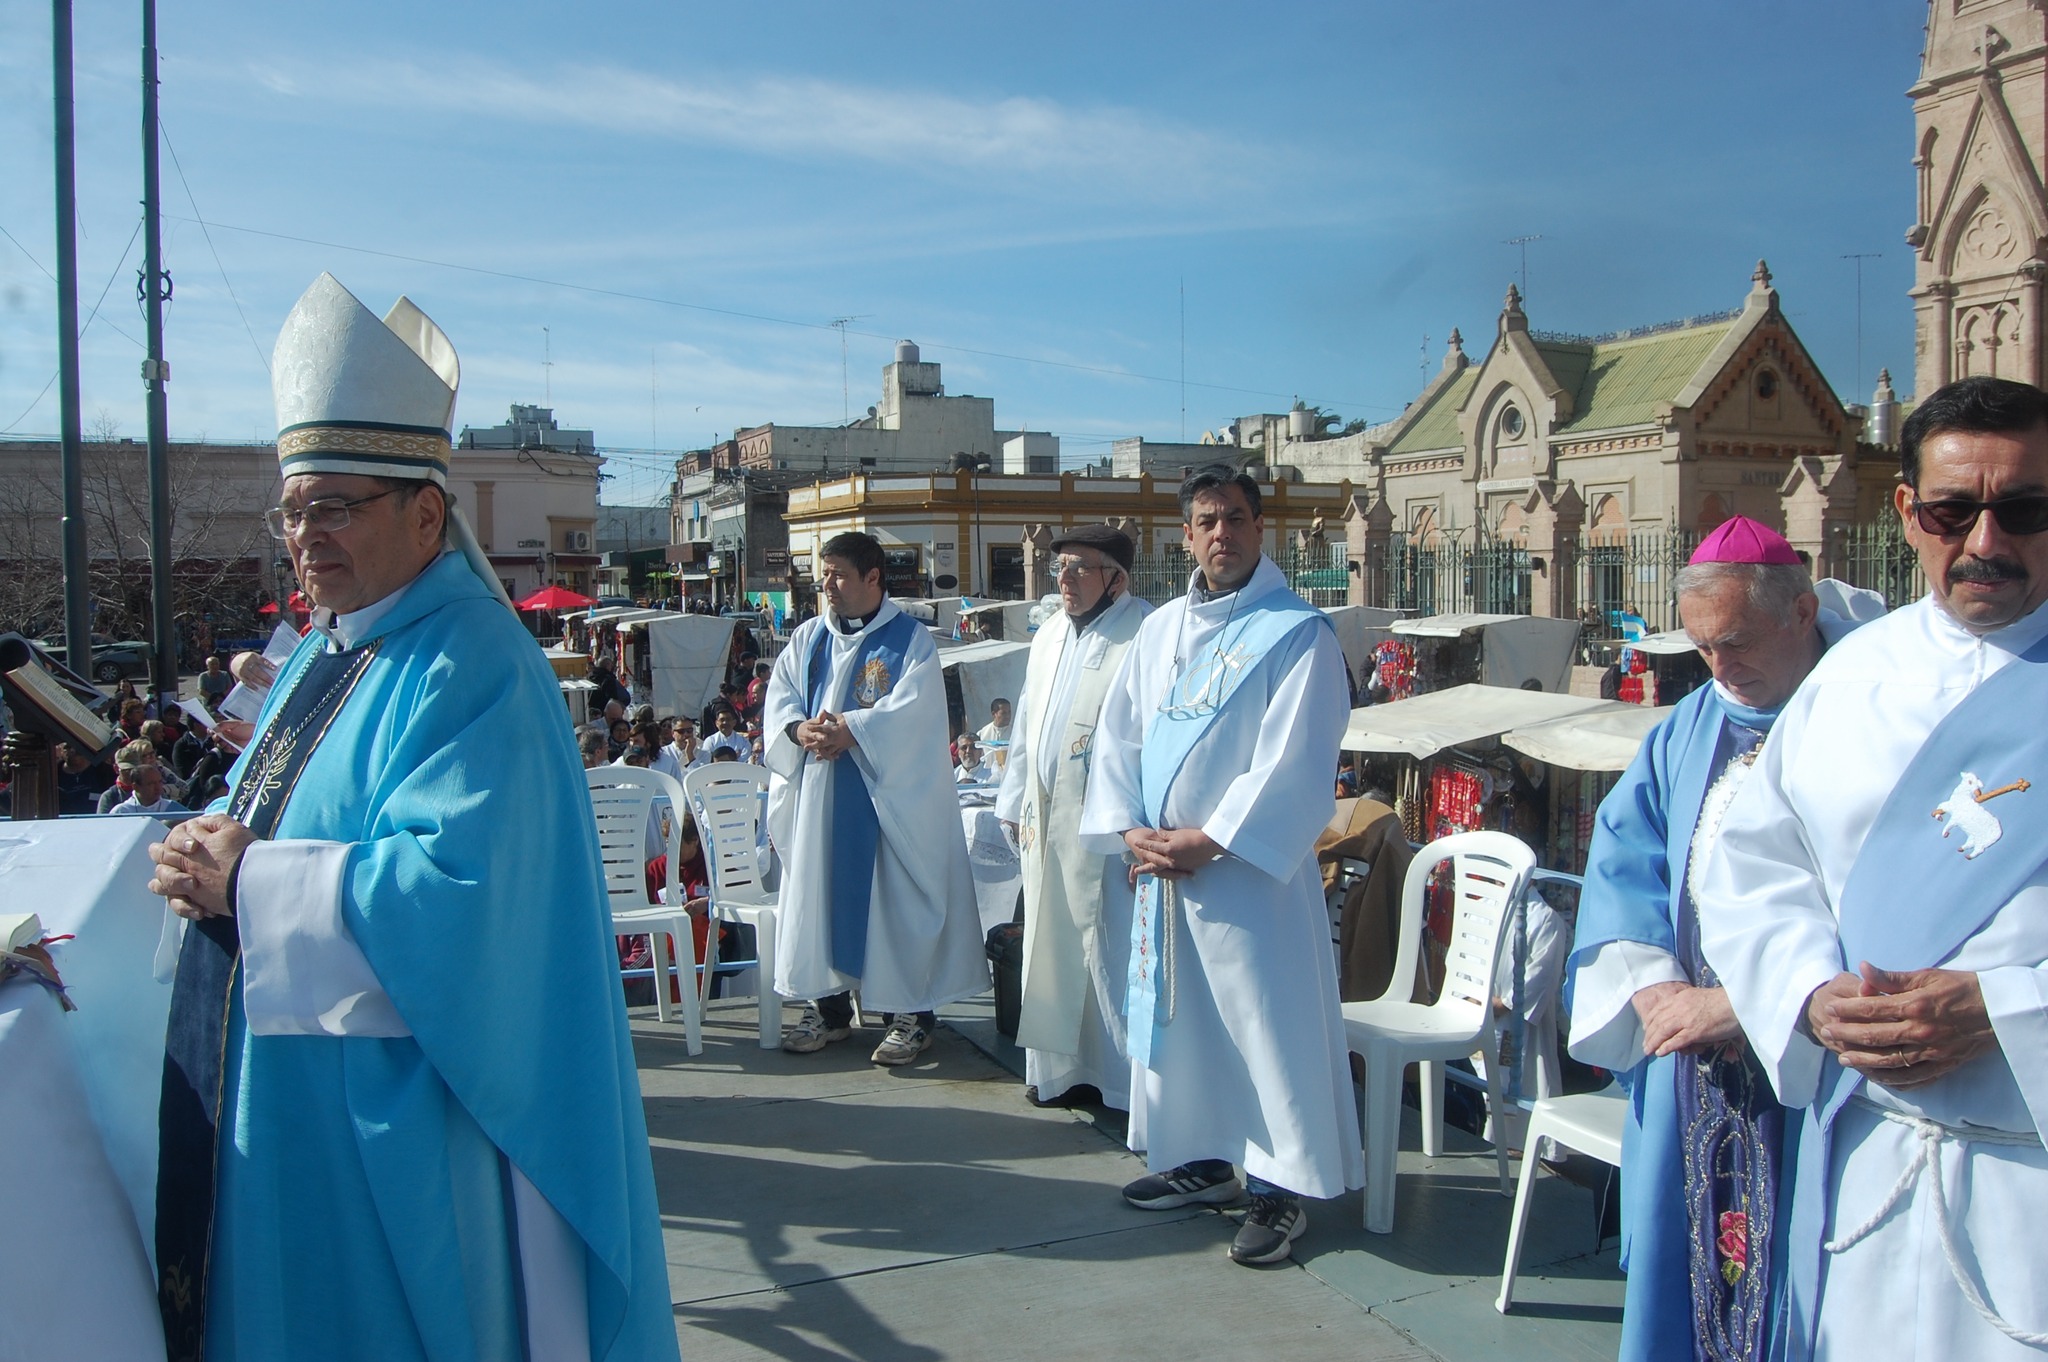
[682,762,782,1050]
[1343,829,1536,1234]
[585,765,703,1056]
[1496,1086,1626,1314]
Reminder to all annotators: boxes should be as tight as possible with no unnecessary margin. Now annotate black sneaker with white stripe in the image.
[1229,1193,1306,1265]
[1121,1162,1243,1210]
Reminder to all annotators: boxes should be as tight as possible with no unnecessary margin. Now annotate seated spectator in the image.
[99,739,189,816]
[578,728,610,769]
[167,707,206,781]
[55,741,116,816]
[954,733,990,784]
[197,654,233,714]
[607,716,631,762]
[663,717,698,771]
[694,706,753,765]
[116,696,148,740]
[625,815,714,1003]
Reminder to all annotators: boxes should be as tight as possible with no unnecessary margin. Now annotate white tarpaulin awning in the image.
[1389,612,1526,639]
[1630,629,1699,656]
[1387,613,1582,692]
[643,614,741,720]
[610,609,675,632]
[572,605,642,624]
[1341,683,1617,758]
[1501,703,1670,772]
[937,638,1031,730]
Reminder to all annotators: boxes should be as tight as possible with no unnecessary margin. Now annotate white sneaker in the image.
[870,1016,933,1066]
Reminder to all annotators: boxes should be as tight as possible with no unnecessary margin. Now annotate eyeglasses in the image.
[264,489,399,540]
[1052,555,1117,580]
[1908,492,2048,537]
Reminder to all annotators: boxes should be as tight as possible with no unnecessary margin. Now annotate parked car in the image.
[39,634,153,683]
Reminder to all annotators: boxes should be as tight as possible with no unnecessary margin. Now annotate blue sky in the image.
[2,2,1927,505]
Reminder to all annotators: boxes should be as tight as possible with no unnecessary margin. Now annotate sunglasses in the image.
[1909,493,2048,537]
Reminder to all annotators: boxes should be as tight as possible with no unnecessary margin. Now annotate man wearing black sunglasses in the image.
[1695,375,2048,1359]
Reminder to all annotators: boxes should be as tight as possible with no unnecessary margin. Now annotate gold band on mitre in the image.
[276,421,452,485]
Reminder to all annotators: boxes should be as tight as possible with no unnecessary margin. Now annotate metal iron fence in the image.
[1834,516,1925,608]
[1123,541,1354,607]
[1572,527,1700,637]
[1365,532,1534,617]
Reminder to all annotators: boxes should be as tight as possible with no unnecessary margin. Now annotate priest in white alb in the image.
[762,531,987,1066]
[1699,376,2048,1360]
[996,523,1151,1109]
[1080,466,1362,1267]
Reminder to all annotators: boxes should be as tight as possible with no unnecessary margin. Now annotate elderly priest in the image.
[1700,375,2048,1360]
[996,522,1152,1109]
[1569,515,1877,1361]
[144,274,677,1362]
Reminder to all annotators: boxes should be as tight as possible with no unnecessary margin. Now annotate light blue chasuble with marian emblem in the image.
[1125,590,1328,1069]
[157,551,677,1362]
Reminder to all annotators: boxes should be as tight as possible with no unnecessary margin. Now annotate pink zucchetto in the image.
[1689,515,1803,566]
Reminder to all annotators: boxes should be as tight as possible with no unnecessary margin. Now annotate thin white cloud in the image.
[232,54,1278,200]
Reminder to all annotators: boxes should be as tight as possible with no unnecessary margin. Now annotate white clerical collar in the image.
[310,551,443,651]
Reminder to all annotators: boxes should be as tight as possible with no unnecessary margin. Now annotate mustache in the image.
[1949,556,2027,584]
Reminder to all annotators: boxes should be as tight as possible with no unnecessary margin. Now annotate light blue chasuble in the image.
[1125,591,1327,1069]
[196,552,677,1362]
[1571,683,1800,1362]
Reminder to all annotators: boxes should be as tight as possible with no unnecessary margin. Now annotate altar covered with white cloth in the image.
[0,817,176,1361]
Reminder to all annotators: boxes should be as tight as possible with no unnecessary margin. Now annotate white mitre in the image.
[270,273,510,607]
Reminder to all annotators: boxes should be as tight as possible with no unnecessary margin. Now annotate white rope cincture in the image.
[1158,878,1177,1025]
[1823,1102,2048,1348]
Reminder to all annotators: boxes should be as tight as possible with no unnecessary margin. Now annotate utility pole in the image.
[1842,252,1881,397]
[52,0,92,678]
[142,0,177,706]
[1505,233,1544,299]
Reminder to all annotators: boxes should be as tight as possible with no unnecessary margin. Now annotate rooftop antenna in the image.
[829,316,867,426]
[542,326,553,404]
[1179,277,1186,444]
[1421,332,1430,381]
[1505,233,1543,299]
[1841,252,1881,396]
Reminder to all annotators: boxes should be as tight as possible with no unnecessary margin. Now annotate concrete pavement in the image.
[635,997,1622,1362]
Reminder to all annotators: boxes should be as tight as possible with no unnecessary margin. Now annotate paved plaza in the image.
[635,996,1623,1362]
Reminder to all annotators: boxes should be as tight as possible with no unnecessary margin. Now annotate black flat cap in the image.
[1050,523,1136,571]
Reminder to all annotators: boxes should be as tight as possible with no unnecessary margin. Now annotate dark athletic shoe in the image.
[1229,1193,1306,1265]
[1122,1163,1244,1210]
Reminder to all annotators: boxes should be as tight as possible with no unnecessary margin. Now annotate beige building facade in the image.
[782,469,1353,601]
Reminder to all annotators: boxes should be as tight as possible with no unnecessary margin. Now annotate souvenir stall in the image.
[1361,613,1583,701]
[1593,628,1709,706]
[955,598,1044,642]
[935,638,1031,740]
[1320,604,1408,705]
[1502,703,1672,874]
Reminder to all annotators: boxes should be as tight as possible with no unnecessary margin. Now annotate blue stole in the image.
[802,611,920,976]
[1124,592,1328,1069]
[154,639,379,1361]
[1783,629,2048,1360]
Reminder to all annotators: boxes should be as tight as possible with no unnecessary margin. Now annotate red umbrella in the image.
[257,601,280,616]
[515,584,597,612]
[287,590,311,614]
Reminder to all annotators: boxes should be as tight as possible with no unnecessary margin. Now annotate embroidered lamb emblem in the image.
[1931,772,2031,859]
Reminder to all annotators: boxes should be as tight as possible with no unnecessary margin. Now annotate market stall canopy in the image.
[1502,703,1671,772]
[1628,629,1700,656]
[936,638,1031,734]
[956,598,1043,640]
[641,613,743,720]
[514,584,595,612]
[609,609,677,633]
[572,605,645,626]
[1341,683,1616,759]
[1388,613,1581,692]
[1322,604,1409,693]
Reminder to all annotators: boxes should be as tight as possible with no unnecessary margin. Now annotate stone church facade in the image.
[1910,0,2048,394]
